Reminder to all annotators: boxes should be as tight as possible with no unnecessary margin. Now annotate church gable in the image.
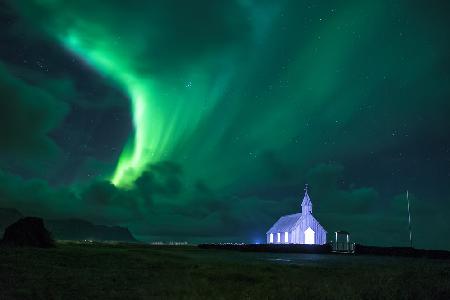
[297,213,326,234]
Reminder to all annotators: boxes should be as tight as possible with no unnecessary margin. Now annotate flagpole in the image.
[407,190,413,248]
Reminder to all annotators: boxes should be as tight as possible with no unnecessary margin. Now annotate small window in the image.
[277,232,281,243]
[269,233,273,243]
[285,232,289,243]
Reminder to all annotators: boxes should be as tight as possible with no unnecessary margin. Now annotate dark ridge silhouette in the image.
[45,219,138,242]
[0,208,138,243]
[1,217,54,248]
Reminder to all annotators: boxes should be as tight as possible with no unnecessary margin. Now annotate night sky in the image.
[1,0,449,248]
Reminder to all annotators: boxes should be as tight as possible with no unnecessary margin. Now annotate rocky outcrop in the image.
[1,217,54,248]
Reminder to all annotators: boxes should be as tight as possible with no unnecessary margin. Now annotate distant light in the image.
[270,233,273,243]
[277,232,280,243]
[285,232,289,243]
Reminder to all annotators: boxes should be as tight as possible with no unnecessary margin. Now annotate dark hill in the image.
[0,208,138,243]
[45,219,138,242]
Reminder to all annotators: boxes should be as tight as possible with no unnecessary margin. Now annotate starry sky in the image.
[0,0,449,248]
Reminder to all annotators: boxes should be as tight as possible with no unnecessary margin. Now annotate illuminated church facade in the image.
[266,187,327,245]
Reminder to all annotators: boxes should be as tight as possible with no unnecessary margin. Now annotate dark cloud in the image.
[0,160,290,242]
[0,158,448,247]
[0,63,68,171]
[304,163,450,249]
[136,161,184,197]
[0,169,78,219]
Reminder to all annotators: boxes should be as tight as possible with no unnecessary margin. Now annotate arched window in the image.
[284,232,289,243]
[277,232,280,243]
[269,233,273,243]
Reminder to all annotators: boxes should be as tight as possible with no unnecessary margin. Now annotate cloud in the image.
[0,169,78,219]
[0,160,449,247]
[135,161,184,200]
[304,163,450,249]
[0,160,291,242]
[0,63,68,170]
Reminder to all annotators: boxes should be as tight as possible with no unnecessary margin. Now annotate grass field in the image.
[1,242,449,299]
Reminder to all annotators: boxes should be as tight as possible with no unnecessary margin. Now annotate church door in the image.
[304,227,315,244]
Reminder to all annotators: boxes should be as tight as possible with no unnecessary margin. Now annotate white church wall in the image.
[266,189,327,245]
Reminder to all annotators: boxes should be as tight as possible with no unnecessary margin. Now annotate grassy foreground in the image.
[0,242,449,299]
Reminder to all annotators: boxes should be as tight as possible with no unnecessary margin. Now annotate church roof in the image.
[266,213,302,234]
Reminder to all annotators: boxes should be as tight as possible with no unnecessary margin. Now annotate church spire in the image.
[301,184,312,215]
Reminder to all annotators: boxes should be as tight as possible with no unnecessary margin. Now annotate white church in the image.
[266,186,327,245]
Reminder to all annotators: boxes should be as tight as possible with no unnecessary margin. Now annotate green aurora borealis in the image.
[1,0,449,247]
[36,1,249,187]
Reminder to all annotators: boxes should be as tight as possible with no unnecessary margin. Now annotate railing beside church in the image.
[332,241,355,253]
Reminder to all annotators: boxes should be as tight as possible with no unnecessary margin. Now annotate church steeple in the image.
[301,184,312,215]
